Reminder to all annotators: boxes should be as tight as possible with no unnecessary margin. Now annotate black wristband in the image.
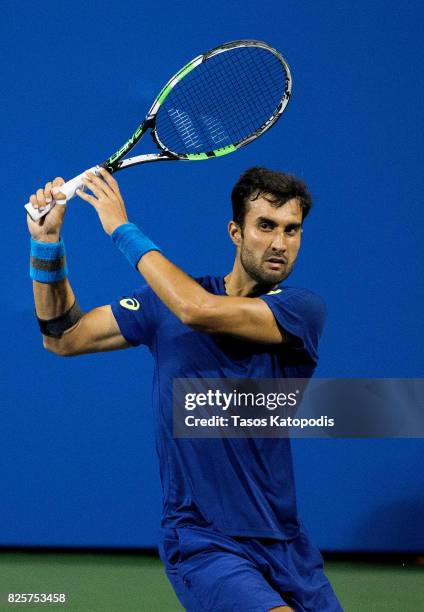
[37,301,83,338]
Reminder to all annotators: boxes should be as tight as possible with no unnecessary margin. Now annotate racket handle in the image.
[24,166,100,221]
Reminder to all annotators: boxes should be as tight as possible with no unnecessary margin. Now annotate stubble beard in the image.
[239,243,293,288]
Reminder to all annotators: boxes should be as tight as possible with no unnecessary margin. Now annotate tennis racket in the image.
[25,39,292,221]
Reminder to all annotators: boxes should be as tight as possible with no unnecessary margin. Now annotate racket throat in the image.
[106,118,155,172]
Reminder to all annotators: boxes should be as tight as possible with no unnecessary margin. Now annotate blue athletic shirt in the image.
[111,276,326,540]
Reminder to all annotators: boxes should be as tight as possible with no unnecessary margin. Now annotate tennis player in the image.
[28,167,342,611]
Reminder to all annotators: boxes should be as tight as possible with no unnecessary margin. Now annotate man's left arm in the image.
[77,169,286,345]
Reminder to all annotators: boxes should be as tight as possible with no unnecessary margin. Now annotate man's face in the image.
[237,196,303,286]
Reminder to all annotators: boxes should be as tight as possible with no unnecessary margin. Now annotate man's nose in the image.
[271,232,287,252]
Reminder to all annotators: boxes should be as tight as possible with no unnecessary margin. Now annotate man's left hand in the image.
[76,167,128,235]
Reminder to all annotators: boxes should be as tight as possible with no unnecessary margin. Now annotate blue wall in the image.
[1,0,423,550]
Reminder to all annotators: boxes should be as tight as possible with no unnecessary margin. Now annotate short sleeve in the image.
[111,284,158,347]
[260,287,327,364]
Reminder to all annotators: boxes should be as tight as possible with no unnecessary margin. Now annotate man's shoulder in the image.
[122,275,223,313]
[260,285,327,331]
[264,284,326,305]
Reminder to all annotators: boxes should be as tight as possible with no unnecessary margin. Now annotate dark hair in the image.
[231,167,312,227]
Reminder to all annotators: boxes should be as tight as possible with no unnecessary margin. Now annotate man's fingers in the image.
[44,182,53,204]
[98,167,120,195]
[52,187,66,201]
[28,178,66,210]
[36,188,47,208]
[52,177,66,200]
[76,188,97,206]
[89,170,114,192]
[82,172,109,198]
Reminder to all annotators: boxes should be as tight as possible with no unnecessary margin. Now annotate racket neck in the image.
[104,119,153,172]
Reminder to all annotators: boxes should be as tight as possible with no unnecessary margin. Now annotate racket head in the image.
[150,40,292,160]
[104,40,292,171]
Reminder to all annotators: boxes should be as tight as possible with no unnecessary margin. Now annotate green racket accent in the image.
[157,84,173,106]
[157,60,197,105]
[187,146,236,160]
[175,60,197,81]
[213,145,236,156]
[187,152,209,160]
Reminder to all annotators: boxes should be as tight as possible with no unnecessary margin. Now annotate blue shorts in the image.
[159,526,342,612]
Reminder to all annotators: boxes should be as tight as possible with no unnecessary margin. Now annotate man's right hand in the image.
[27,177,67,242]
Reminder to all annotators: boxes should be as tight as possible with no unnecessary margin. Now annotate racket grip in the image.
[24,166,100,221]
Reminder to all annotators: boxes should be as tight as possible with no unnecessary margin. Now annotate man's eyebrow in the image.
[256,216,278,225]
[256,217,302,229]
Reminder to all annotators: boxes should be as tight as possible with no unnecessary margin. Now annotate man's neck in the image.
[224,264,278,298]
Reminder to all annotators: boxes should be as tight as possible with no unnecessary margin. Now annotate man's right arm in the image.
[42,302,129,356]
[29,177,130,357]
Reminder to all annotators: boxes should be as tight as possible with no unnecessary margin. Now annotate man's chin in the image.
[240,254,293,287]
[257,268,289,286]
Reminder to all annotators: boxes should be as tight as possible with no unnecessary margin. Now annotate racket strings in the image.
[155,46,288,155]
[169,47,284,151]
[203,48,285,123]
[200,53,270,142]
[213,49,283,138]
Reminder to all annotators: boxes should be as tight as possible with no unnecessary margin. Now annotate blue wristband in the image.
[111,223,161,269]
[30,237,68,282]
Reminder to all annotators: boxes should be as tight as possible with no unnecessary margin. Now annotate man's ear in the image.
[228,220,242,246]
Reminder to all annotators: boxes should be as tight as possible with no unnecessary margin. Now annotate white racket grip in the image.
[24,166,100,221]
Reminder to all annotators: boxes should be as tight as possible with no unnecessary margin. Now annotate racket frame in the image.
[25,39,292,220]
[107,39,292,172]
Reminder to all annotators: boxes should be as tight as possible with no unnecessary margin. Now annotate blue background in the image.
[2,0,423,550]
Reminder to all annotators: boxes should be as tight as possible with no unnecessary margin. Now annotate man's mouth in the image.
[266,257,288,266]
